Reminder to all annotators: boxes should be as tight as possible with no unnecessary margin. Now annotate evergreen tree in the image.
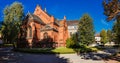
[78,14,95,46]
[1,2,24,47]
[112,20,120,46]
[100,29,108,45]
[107,29,112,42]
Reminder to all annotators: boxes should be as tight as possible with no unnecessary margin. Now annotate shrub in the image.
[74,44,98,53]
[66,38,75,48]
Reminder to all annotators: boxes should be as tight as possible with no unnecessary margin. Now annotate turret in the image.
[64,15,66,20]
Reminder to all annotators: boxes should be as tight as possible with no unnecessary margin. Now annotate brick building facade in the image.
[19,5,68,48]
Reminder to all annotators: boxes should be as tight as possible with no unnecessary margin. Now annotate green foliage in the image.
[74,45,98,53]
[103,0,120,51]
[112,20,120,45]
[1,2,24,45]
[78,14,95,46]
[66,38,75,48]
[71,33,77,44]
[107,29,112,42]
[100,29,108,45]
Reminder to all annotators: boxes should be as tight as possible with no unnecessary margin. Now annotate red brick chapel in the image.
[19,5,69,48]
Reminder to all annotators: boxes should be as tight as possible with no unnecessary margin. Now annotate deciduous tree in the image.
[100,29,108,45]
[1,2,24,47]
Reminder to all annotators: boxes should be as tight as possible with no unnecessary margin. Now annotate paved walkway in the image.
[0,47,118,63]
[59,54,105,63]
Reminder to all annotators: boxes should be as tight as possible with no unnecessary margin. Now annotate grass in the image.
[14,46,100,54]
[14,47,76,54]
[3,44,13,47]
[52,47,75,54]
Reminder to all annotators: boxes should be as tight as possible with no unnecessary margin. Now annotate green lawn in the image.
[52,47,75,54]
[3,44,13,47]
[15,47,76,54]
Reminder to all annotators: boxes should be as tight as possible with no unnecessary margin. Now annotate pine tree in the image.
[78,14,95,46]
[112,19,120,46]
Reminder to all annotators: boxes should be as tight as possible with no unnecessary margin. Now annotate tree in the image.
[100,29,108,45]
[103,0,120,21]
[66,38,75,48]
[112,20,120,45]
[78,14,95,46]
[107,29,112,42]
[103,0,120,47]
[71,33,78,44]
[1,2,24,47]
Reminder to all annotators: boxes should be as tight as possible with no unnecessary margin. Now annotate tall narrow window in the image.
[28,26,32,38]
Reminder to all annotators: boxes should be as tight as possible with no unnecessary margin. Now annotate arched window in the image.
[43,32,48,39]
[28,26,32,38]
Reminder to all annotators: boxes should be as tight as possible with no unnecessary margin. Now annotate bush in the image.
[66,38,75,48]
[74,44,98,53]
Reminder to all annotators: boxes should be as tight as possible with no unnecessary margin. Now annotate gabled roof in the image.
[41,25,58,32]
[25,13,45,25]
[67,20,79,26]
[44,11,52,17]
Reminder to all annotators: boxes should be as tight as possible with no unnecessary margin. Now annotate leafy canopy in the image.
[1,1,24,44]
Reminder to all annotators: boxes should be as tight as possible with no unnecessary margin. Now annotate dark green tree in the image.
[78,14,95,46]
[107,29,112,42]
[112,20,120,45]
[100,29,108,45]
[1,2,24,47]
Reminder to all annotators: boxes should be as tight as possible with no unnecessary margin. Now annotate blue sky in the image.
[0,0,114,33]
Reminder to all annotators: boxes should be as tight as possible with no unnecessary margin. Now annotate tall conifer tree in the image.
[78,14,95,46]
